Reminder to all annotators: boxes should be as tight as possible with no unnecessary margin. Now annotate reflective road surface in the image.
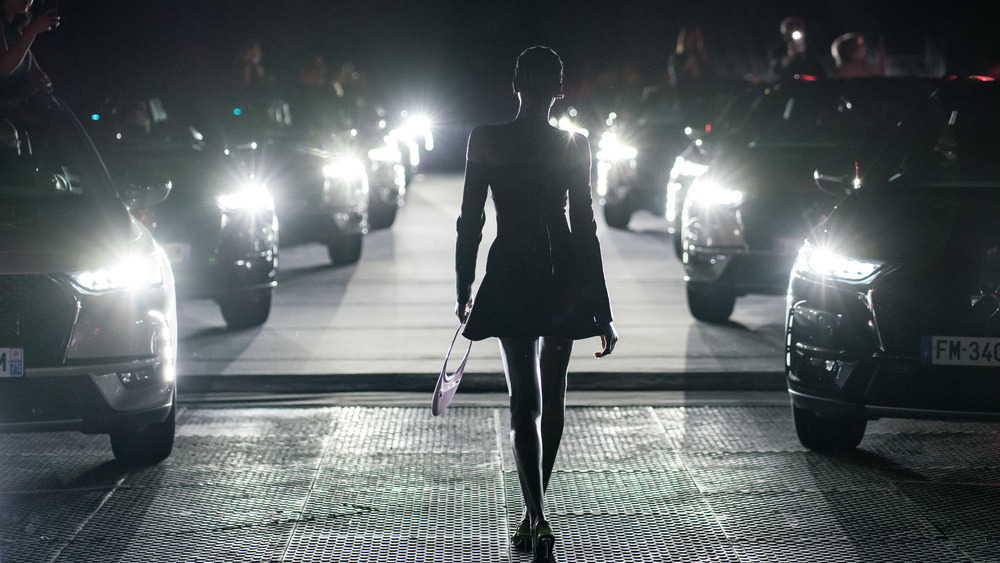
[175,173,788,390]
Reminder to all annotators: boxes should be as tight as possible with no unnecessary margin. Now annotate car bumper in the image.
[684,247,795,295]
[599,162,667,213]
[789,366,1000,422]
[787,274,1000,421]
[278,198,366,244]
[171,246,277,300]
[0,359,175,433]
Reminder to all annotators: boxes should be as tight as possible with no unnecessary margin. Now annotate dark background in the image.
[31,0,1000,167]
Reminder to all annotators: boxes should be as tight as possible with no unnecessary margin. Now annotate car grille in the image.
[0,275,79,367]
[872,264,1000,354]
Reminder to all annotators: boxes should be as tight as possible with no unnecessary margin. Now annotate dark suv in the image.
[678,77,939,322]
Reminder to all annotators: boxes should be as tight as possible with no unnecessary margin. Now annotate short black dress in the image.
[456,127,613,341]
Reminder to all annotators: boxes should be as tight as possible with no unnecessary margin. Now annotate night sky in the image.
[30,1,1000,165]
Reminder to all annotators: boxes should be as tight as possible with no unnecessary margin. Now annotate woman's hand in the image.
[26,9,60,37]
[455,298,473,323]
[595,321,618,358]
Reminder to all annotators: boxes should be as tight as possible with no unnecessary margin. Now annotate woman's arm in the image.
[566,133,613,325]
[455,127,491,321]
[0,10,59,76]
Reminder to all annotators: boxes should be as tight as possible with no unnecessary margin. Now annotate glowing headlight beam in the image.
[217,182,274,212]
[368,143,403,163]
[673,156,709,178]
[323,157,367,180]
[596,132,637,161]
[551,116,589,137]
[793,243,883,281]
[70,253,164,292]
[687,180,744,207]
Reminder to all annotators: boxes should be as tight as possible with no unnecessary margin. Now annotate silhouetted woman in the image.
[455,45,618,562]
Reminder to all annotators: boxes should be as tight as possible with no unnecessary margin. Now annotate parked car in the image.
[219,93,368,265]
[666,86,760,257]
[0,98,177,463]
[86,96,279,329]
[596,80,748,229]
[359,112,409,230]
[678,77,939,322]
[786,78,1000,452]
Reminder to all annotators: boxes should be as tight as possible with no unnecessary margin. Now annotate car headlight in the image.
[672,155,709,179]
[793,243,884,281]
[217,182,274,213]
[551,115,589,137]
[70,252,164,292]
[596,132,637,161]
[368,142,402,164]
[686,179,744,207]
[322,156,367,180]
[390,113,434,151]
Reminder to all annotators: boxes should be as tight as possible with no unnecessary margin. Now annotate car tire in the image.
[219,289,272,329]
[792,404,866,453]
[110,400,176,464]
[368,200,398,230]
[328,233,363,265]
[686,283,735,322]
[602,197,632,229]
[672,233,684,259]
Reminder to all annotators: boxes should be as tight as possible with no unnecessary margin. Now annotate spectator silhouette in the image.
[669,24,712,88]
[768,16,828,81]
[831,32,887,78]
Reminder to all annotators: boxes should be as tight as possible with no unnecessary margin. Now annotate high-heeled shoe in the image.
[531,519,555,563]
[511,517,532,552]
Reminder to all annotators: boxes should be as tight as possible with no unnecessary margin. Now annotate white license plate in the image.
[161,242,191,265]
[0,347,24,377]
[921,336,1000,366]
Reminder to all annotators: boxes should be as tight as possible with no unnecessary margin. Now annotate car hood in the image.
[0,202,150,274]
[815,184,1000,265]
[709,143,861,192]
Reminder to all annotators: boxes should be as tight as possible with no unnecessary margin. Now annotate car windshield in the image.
[729,79,933,150]
[876,82,1000,188]
[0,102,116,207]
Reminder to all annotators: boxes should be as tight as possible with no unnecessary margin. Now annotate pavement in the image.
[3,391,999,562]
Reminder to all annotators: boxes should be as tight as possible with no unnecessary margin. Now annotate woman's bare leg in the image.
[539,336,572,492]
[499,337,544,526]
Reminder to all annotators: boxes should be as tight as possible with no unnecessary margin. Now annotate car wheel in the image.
[110,399,175,464]
[672,232,684,259]
[328,233,363,265]
[792,404,866,453]
[686,283,735,322]
[602,197,632,229]
[219,289,272,329]
[368,200,398,230]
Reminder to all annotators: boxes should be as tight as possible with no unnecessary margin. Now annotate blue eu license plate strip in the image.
[922,336,1000,366]
[1,347,24,377]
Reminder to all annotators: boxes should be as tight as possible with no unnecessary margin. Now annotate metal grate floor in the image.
[2,402,999,562]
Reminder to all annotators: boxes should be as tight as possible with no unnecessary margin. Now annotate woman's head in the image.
[832,33,866,67]
[513,46,563,99]
[676,25,705,55]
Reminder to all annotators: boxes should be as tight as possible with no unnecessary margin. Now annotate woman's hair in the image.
[675,25,704,55]
[831,33,865,66]
[513,46,563,98]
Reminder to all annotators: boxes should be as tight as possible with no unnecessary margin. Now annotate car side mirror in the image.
[122,179,172,209]
[813,169,857,197]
